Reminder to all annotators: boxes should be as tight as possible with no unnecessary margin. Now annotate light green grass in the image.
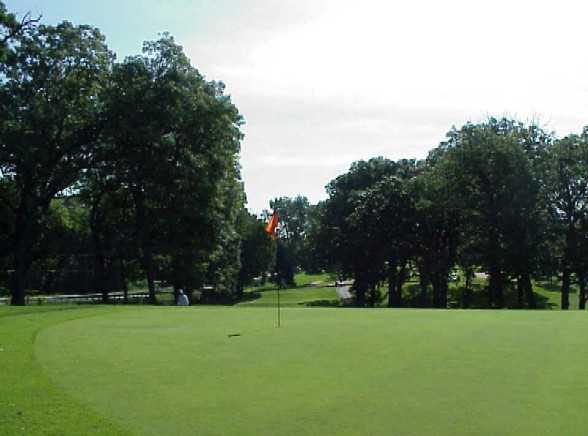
[239,286,339,307]
[293,272,335,286]
[3,305,588,435]
[0,305,127,435]
[241,272,339,307]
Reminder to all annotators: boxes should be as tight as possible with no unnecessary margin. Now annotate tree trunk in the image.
[119,256,129,303]
[368,281,377,308]
[516,275,524,309]
[462,268,473,309]
[101,283,109,304]
[522,271,535,309]
[395,262,407,307]
[354,273,367,307]
[94,254,108,304]
[432,275,440,308]
[578,272,586,310]
[11,211,33,306]
[387,273,397,307]
[561,267,571,310]
[439,278,448,308]
[561,220,576,310]
[90,195,108,304]
[417,260,430,306]
[488,266,503,308]
[387,262,402,308]
[143,250,156,304]
[173,283,180,305]
[236,282,244,300]
[11,245,28,306]
[431,273,448,308]
[134,189,157,304]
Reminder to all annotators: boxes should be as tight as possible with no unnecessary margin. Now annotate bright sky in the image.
[7,0,588,212]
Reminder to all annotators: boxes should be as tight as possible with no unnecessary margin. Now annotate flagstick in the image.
[264,208,281,327]
[277,284,281,328]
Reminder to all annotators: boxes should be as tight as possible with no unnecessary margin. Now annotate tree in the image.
[236,209,275,296]
[102,34,243,303]
[410,168,459,308]
[436,119,547,308]
[574,216,588,309]
[352,176,415,307]
[267,195,311,284]
[543,131,588,309]
[0,21,112,305]
[321,157,412,306]
[79,167,136,303]
[301,202,328,273]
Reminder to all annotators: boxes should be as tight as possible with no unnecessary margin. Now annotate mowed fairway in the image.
[4,306,588,435]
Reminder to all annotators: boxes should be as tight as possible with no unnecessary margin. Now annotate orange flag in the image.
[265,211,279,240]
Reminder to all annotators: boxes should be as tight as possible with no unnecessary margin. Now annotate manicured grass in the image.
[0,305,127,435]
[4,305,588,435]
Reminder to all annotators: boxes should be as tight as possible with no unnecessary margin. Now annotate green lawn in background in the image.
[3,305,588,435]
[239,286,339,307]
[240,272,339,307]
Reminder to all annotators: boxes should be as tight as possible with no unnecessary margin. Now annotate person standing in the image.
[177,289,190,306]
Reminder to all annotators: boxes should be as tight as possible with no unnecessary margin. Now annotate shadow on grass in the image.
[236,292,261,304]
[402,283,432,308]
[301,299,341,307]
[537,281,561,293]
[532,291,557,309]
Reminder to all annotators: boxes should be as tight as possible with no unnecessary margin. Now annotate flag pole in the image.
[277,282,281,328]
[264,208,280,328]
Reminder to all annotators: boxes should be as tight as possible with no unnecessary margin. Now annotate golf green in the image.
[28,307,588,435]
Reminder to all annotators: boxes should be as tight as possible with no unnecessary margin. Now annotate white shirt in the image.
[177,293,189,306]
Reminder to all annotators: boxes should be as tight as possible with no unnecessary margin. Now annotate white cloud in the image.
[185,0,588,212]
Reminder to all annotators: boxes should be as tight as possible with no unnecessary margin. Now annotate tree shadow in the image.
[302,299,342,307]
[537,280,561,293]
[402,283,432,308]
[532,291,557,309]
[235,291,261,304]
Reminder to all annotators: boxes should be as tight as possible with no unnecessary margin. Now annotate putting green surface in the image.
[4,306,588,435]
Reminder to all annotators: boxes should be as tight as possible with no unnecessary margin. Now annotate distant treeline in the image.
[288,119,587,309]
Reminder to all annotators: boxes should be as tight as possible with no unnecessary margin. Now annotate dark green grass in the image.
[1,305,586,435]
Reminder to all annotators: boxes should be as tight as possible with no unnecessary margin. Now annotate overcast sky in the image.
[7,0,588,212]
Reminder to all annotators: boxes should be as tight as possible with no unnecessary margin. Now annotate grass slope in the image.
[15,306,588,435]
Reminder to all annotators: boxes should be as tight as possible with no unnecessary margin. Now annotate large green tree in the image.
[352,175,415,307]
[436,119,548,308]
[543,131,588,309]
[0,21,112,305]
[321,157,413,306]
[410,168,459,308]
[101,34,243,303]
